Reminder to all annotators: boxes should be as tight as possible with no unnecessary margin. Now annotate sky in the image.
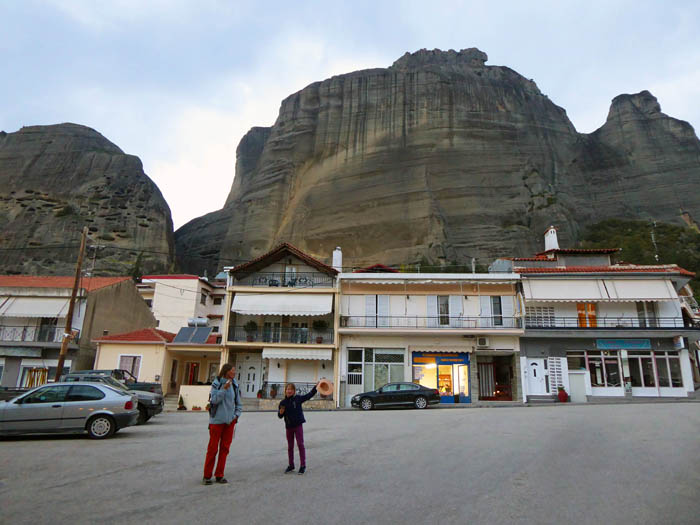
[1,1,699,230]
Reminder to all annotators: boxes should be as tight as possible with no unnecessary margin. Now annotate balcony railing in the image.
[227,326,334,344]
[234,272,335,288]
[259,381,332,400]
[0,325,78,343]
[340,316,522,329]
[524,317,698,329]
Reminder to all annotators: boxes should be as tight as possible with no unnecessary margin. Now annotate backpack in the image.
[207,382,222,417]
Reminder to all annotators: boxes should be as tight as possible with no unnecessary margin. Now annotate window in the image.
[22,385,70,404]
[576,303,597,328]
[263,322,281,343]
[636,302,657,328]
[291,322,308,344]
[66,385,105,401]
[213,297,223,305]
[0,364,3,382]
[211,326,219,333]
[438,296,449,325]
[399,383,419,391]
[119,355,141,379]
[365,295,389,327]
[144,299,152,308]
[570,350,621,387]
[491,296,503,326]
[382,384,400,392]
[655,351,683,388]
[362,348,405,390]
[200,293,207,305]
[526,307,555,328]
[628,351,656,387]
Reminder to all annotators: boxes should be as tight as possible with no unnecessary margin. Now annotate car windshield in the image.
[101,376,129,391]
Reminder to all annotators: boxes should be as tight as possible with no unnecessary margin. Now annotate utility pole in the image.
[54,227,88,381]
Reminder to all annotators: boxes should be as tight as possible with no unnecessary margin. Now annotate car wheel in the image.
[137,406,148,425]
[87,415,116,439]
[414,396,428,409]
[360,397,373,411]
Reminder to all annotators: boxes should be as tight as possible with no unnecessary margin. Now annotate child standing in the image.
[278,381,321,474]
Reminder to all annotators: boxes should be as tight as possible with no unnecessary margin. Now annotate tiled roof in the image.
[535,248,620,256]
[516,265,695,277]
[230,242,338,276]
[0,275,131,292]
[95,328,176,343]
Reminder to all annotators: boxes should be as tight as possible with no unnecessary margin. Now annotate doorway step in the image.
[164,394,180,411]
[526,395,557,404]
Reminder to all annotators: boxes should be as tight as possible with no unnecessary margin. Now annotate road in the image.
[1,404,699,525]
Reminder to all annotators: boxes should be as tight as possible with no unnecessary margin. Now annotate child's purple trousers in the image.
[286,424,305,467]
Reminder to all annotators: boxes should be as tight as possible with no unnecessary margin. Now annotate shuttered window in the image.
[119,355,141,380]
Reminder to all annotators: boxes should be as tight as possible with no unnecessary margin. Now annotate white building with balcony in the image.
[0,276,155,387]
[338,270,524,407]
[504,226,700,402]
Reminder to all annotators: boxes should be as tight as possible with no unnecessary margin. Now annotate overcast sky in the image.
[2,1,699,229]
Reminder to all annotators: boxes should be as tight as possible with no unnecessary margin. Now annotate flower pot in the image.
[192,406,202,411]
[246,334,253,342]
[557,389,569,402]
[316,336,323,344]
[270,390,277,399]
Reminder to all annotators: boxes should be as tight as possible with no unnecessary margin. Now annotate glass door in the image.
[438,364,454,403]
[457,364,469,402]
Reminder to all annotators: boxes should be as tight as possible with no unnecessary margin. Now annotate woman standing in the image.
[203,363,242,485]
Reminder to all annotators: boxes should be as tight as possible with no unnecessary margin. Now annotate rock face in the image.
[0,124,173,275]
[175,48,700,273]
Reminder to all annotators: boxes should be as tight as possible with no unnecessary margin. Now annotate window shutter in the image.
[377,295,389,327]
[501,296,514,327]
[365,295,377,327]
[479,296,492,327]
[427,295,438,328]
[449,295,463,328]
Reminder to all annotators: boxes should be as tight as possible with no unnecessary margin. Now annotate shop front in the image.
[412,352,470,404]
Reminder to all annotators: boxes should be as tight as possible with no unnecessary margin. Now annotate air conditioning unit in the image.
[476,336,490,348]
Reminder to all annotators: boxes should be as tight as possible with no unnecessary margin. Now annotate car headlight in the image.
[352,395,359,401]
[151,399,159,405]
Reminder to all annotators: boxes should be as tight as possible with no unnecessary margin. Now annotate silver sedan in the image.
[0,382,139,439]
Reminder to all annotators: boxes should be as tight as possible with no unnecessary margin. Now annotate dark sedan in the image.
[351,382,440,410]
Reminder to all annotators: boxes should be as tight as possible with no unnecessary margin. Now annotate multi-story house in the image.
[0,276,155,387]
[337,269,524,407]
[502,226,699,401]
[223,243,340,408]
[136,274,227,335]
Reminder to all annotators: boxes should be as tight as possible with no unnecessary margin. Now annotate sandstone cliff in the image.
[173,48,700,273]
[0,124,173,275]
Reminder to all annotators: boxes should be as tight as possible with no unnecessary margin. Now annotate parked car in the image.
[0,382,138,439]
[61,373,163,424]
[67,369,162,395]
[351,382,441,410]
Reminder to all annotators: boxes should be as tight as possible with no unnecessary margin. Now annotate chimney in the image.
[544,225,559,251]
[332,247,343,272]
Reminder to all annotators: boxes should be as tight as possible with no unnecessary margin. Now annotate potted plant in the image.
[312,319,328,343]
[177,395,186,411]
[191,405,202,411]
[270,384,278,398]
[244,320,258,342]
[557,386,569,402]
[257,389,263,399]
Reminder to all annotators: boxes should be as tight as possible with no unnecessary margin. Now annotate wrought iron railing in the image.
[259,381,332,400]
[340,316,522,329]
[524,317,697,329]
[0,325,79,343]
[234,272,335,288]
[227,326,334,344]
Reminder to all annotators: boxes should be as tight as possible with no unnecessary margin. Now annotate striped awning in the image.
[231,293,333,316]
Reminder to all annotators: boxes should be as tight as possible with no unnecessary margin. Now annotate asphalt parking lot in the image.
[1,403,699,525]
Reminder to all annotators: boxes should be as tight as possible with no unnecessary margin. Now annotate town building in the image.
[0,276,155,387]
[223,243,339,409]
[499,226,700,401]
[337,269,524,406]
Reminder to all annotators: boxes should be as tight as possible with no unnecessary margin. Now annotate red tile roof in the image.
[95,328,176,343]
[0,276,131,292]
[230,242,338,276]
[517,265,695,277]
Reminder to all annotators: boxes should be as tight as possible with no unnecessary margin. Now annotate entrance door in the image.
[235,353,261,398]
[184,362,200,385]
[438,364,454,403]
[527,358,547,395]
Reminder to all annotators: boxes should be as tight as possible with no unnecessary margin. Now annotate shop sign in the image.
[596,339,651,350]
[672,336,685,350]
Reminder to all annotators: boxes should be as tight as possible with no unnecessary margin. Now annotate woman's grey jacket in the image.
[209,377,243,425]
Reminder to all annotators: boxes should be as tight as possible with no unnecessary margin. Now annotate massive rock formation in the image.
[177,48,698,274]
[0,124,173,275]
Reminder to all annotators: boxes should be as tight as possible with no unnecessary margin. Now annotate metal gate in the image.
[478,363,495,399]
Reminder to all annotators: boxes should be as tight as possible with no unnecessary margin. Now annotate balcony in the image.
[227,326,334,344]
[524,317,698,329]
[0,325,80,343]
[339,316,522,329]
[233,272,335,288]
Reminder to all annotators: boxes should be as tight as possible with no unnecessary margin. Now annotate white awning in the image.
[0,297,70,317]
[603,279,678,301]
[262,348,333,360]
[522,279,608,302]
[231,293,333,316]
